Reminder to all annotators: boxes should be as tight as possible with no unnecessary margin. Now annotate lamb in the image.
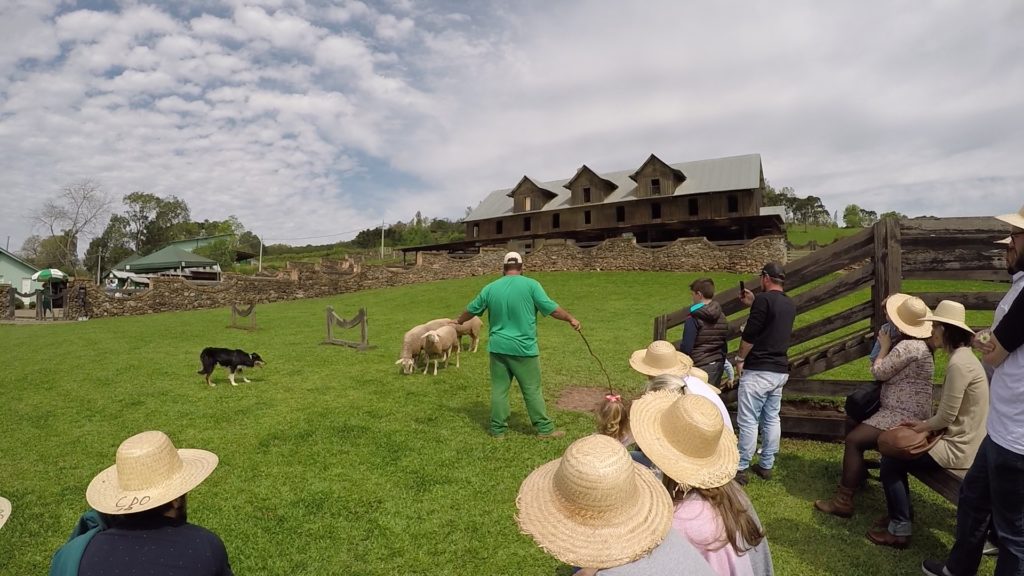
[421,325,460,376]
[395,318,453,374]
[454,316,483,352]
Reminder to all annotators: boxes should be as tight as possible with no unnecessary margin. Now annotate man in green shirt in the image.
[454,252,580,438]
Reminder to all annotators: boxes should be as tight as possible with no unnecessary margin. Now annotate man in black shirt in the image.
[50,431,233,576]
[734,262,796,485]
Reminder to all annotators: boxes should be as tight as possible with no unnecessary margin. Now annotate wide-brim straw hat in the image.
[0,496,10,530]
[923,300,974,335]
[631,391,739,490]
[516,434,672,569]
[884,294,933,339]
[686,367,721,394]
[86,431,218,515]
[995,204,1024,230]
[629,341,693,377]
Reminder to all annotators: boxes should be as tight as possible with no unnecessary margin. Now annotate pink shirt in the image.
[673,495,755,576]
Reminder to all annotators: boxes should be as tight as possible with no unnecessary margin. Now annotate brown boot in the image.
[814,485,855,518]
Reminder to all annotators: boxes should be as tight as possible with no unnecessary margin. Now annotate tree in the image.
[193,239,236,268]
[30,180,112,272]
[18,235,42,264]
[122,192,191,254]
[792,195,830,230]
[84,215,134,279]
[843,204,864,228]
[763,181,797,222]
[880,211,907,221]
[860,208,878,227]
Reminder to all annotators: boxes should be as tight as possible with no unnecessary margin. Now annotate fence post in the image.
[871,217,903,333]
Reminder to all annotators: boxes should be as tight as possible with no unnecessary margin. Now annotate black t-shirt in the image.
[741,290,797,373]
[78,517,233,576]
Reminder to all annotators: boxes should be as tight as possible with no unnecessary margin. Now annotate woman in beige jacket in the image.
[868,300,989,548]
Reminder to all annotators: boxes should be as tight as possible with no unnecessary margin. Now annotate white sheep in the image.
[421,325,460,375]
[395,318,454,374]
[455,316,483,352]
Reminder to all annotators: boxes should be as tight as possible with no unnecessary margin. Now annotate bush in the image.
[28,300,36,309]
[14,299,25,310]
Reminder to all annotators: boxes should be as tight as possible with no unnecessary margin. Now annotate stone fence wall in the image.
[0,284,11,319]
[64,235,785,319]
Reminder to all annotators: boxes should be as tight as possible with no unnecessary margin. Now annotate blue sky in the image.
[1,0,1022,250]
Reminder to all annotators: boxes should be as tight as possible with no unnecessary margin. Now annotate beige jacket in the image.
[926,347,989,469]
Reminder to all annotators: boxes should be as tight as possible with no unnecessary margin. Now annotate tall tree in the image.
[30,180,112,272]
[843,204,864,228]
[122,192,191,254]
[84,214,134,279]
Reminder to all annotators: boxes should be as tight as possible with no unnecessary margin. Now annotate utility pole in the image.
[96,248,103,285]
[258,236,264,273]
[380,219,385,259]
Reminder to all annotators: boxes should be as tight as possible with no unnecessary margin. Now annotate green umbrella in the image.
[31,268,68,283]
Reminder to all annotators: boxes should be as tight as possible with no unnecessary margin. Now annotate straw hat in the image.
[923,300,974,335]
[630,391,739,490]
[516,434,672,569]
[0,496,10,530]
[995,204,1024,230]
[86,431,219,515]
[884,294,933,339]
[629,341,693,377]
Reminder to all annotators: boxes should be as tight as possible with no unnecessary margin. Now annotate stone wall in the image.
[64,235,785,319]
[0,284,11,319]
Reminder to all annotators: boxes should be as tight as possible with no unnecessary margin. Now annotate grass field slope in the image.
[0,271,1000,575]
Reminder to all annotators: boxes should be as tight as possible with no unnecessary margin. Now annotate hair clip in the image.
[604,393,621,402]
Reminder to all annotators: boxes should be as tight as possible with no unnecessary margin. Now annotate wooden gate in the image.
[324,306,372,350]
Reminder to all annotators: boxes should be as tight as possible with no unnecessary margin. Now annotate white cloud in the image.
[1,0,1023,256]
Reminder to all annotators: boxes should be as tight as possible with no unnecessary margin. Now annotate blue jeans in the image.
[737,369,788,470]
[879,453,940,536]
[945,436,1024,576]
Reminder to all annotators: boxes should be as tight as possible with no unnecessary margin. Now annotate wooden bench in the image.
[910,467,965,505]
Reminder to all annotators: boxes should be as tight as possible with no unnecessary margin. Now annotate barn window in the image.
[688,198,699,216]
[651,202,662,220]
[523,196,532,211]
[523,216,531,232]
[583,187,592,203]
[495,220,503,235]
[616,206,625,223]
[584,210,592,225]
[650,178,661,196]
[552,213,560,229]
[727,195,739,214]
[472,224,479,238]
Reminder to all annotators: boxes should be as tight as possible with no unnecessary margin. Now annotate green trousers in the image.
[489,352,554,436]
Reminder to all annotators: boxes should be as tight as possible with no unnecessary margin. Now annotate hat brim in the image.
[922,314,975,335]
[0,496,10,530]
[995,213,1024,230]
[86,449,219,515]
[884,294,933,339]
[628,349,692,377]
[516,459,672,568]
[630,393,739,490]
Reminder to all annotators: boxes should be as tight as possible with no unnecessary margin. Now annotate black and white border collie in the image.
[198,348,265,386]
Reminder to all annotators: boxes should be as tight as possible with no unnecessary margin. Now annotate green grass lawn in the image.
[787,225,867,247]
[0,271,1002,575]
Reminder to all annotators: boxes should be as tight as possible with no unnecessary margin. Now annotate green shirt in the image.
[467,275,559,357]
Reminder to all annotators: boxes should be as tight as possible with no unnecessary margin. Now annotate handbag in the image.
[878,425,943,460]
[845,383,881,423]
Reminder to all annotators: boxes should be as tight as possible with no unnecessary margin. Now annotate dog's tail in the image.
[197,369,206,375]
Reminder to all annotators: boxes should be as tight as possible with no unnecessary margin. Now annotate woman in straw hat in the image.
[49,431,232,576]
[868,300,989,548]
[516,434,716,575]
[631,392,773,576]
[815,294,936,518]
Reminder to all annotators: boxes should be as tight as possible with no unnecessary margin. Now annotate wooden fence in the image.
[653,216,1008,439]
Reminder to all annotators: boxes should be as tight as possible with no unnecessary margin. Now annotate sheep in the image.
[454,316,483,352]
[421,325,460,376]
[395,318,454,374]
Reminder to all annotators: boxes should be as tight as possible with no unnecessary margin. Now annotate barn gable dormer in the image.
[507,176,558,213]
[563,164,618,206]
[629,154,686,199]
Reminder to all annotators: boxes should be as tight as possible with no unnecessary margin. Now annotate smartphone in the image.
[739,281,745,294]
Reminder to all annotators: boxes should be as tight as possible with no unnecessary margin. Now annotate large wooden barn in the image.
[407,152,783,255]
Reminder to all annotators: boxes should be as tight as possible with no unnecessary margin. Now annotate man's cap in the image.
[503,251,523,266]
[761,262,786,281]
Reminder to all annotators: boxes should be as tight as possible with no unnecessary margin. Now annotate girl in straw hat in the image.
[631,392,773,576]
[868,300,989,549]
[49,431,232,576]
[815,294,935,518]
[516,434,716,575]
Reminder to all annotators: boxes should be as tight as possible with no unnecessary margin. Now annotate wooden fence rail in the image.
[653,216,1009,439]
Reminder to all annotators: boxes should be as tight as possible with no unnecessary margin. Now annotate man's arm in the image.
[989,289,1024,367]
[453,310,476,325]
[679,317,699,355]
[550,306,581,331]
